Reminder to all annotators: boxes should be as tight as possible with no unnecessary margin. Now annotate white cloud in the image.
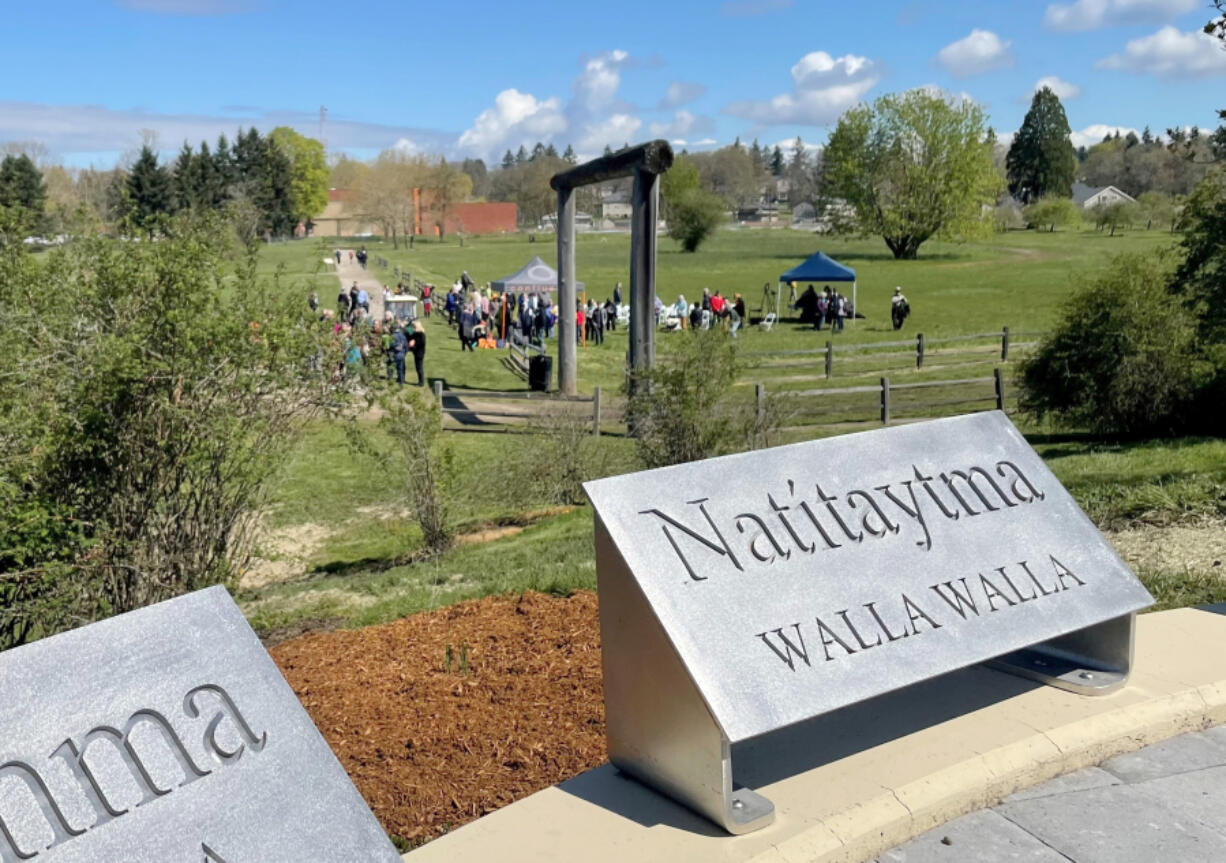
[456,49,654,160]
[1033,75,1082,100]
[574,114,643,158]
[694,138,719,147]
[118,0,254,13]
[937,29,1014,78]
[0,100,454,165]
[723,51,881,125]
[456,89,566,155]
[1069,123,1139,149]
[572,50,630,114]
[648,109,715,139]
[658,81,707,110]
[1096,26,1226,78]
[392,138,419,155]
[1043,0,1200,32]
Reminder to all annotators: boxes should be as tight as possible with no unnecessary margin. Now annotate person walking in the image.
[407,320,427,386]
[613,281,623,306]
[459,305,477,351]
[591,302,605,345]
[891,287,911,330]
[390,323,409,385]
[337,285,351,318]
[834,292,846,332]
[335,249,342,267]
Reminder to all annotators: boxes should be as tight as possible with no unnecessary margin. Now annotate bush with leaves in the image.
[0,211,337,648]
[1024,196,1080,232]
[1018,252,1212,435]
[627,330,780,468]
[367,387,456,555]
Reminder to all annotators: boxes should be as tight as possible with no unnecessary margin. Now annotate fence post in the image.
[433,380,444,429]
[994,367,1006,412]
[1001,326,1010,362]
[755,383,766,426]
[825,341,833,379]
[592,386,602,437]
[880,377,891,425]
[916,333,925,369]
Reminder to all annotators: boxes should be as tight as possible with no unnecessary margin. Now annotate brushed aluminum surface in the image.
[585,411,1154,746]
[0,586,400,862]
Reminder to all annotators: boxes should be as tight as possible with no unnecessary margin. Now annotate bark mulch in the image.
[269,590,607,845]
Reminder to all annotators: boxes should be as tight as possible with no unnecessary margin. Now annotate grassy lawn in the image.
[238,225,1226,633]
[264,226,1174,395]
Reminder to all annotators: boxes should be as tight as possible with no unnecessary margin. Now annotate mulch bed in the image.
[270,590,607,845]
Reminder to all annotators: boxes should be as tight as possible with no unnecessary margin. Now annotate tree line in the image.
[0,127,328,241]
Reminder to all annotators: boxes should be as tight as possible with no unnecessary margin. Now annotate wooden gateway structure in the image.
[551,140,673,395]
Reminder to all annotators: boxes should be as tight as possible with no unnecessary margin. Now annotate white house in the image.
[1072,183,1136,210]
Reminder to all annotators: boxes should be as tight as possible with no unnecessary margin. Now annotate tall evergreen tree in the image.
[562,144,577,164]
[531,142,546,161]
[194,141,222,208]
[515,145,529,164]
[171,143,196,211]
[544,143,558,158]
[1006,87,1077,204]
[501,150,515,170]
[0,154,48,223]
[770,145,785,176]
[213,134,234,199]
[126,145,172,235]
[749,138,763,170]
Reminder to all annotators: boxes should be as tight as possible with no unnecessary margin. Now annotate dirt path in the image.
[330,248,390,320]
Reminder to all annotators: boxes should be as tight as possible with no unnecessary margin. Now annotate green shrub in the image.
[1018,252,1212,435]
[0,212,336,648]
[627,330,778,468]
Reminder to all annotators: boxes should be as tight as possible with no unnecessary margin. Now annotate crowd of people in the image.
[307,276,428,387]
[313,252,917,391]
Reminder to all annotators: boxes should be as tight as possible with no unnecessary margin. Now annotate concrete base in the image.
[405,607,1226,863]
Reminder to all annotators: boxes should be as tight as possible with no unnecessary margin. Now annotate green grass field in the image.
[239,226,1226,634]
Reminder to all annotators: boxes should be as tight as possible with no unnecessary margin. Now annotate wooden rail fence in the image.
[745,327,1044,381]
[753,368,1014,429]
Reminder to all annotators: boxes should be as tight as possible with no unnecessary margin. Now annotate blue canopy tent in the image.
[777,251,857,327]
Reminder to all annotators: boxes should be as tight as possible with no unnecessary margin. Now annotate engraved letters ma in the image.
[0,684,264,860]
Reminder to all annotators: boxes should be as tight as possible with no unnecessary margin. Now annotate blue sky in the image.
[1,0,1222,167]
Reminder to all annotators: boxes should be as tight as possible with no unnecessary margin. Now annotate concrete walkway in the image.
[877,724,1226,862]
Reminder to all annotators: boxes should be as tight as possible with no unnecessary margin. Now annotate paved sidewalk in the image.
[877,723,1226,862]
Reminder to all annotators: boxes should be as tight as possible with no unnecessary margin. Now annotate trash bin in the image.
[529,354,553,392]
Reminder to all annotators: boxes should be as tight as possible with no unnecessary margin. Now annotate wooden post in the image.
[592,386,602,437]
[557,187,577,395]
[628,168,659,395]
[916,333,925,369]
[433,380,444,429]
[880,377,891,425]
[755,383,766,426]
[1001,326,1010,362]
[994,367,1006,412]
[825,340,833,379]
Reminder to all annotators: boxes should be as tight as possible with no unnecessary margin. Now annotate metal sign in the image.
[585,411,1153,835]
[0,586,401,862]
